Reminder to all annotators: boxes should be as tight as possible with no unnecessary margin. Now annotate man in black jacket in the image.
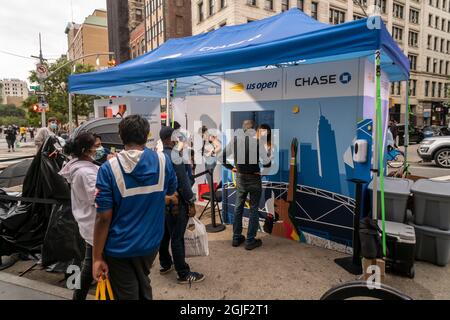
[158,126,205,284]
[223,120,265,250]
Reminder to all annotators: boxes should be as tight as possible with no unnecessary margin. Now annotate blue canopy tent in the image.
[69,8,410,257]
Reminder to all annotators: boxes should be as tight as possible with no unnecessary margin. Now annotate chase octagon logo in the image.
[339,72,352,84]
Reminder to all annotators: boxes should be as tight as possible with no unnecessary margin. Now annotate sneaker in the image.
[160,265,174,275]
[245,239,262,250]
[232,236,246,247]
[177,272,205,285]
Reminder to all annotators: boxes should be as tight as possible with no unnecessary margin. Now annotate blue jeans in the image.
[233,174,262,244]
[159,205,190,278]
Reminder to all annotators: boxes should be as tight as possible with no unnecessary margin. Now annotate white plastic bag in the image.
[184,217,209,257]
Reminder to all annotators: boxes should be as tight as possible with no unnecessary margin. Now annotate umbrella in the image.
[0,159,33,188]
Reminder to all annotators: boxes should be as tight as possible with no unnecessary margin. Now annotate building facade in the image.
[107,0,131,64]
[192,0,450,127]
[0,79,29,106]
[130,21,146,58]
[65,9,109,68]
[144,0,192,52]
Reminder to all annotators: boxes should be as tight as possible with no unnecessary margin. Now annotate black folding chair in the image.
[199,181,223,223]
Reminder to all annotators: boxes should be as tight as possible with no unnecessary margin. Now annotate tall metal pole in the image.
[38,33,46,128]
[68,93,73,134]
[404,81,410,170]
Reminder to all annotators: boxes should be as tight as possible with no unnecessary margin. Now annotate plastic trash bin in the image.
[411,179,450,231]
[409,222,450,267]
[368,177,414,223]
[379,221,416,278]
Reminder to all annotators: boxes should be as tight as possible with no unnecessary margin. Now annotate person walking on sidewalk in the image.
[35,117,58,152]
[5,125,17,152]
[19,126,27,143]
[158,126,205,285]
[93,115,177,300]
[59,132,99,300]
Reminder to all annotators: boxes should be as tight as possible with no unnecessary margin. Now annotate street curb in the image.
[0,271,95,300]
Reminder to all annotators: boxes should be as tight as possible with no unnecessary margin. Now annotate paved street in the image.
[398,144,450,179]
[0,280,64,300]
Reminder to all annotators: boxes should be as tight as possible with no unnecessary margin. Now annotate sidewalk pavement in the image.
[0,272,66,300]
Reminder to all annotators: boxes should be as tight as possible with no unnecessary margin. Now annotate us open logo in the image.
[339,72,352,84]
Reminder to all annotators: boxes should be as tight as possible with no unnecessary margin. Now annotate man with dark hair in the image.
[158,126,205,284]
[223,120,264,250]
[93,115,177,300]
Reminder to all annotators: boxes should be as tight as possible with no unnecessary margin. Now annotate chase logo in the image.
[339,72,352,84]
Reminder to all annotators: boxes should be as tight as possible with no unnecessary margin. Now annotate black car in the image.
[396,125,424,145]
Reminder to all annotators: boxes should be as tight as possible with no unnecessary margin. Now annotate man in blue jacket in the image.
[158,126,205,284]
[93,115,177,300]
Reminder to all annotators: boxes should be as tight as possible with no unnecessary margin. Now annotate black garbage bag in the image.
[41,204,85,267]
[0,136,72,258]
[359,217,383,259]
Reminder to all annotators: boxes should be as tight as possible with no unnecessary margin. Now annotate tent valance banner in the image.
[69,9,409,97]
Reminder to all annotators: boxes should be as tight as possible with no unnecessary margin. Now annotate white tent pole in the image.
[166,80,170,127]
[372,51,380,220]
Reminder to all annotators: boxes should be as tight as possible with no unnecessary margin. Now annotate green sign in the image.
[30,85,41,91]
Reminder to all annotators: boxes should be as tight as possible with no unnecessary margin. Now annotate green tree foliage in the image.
[28,57,100,126]
[0,104,26,117]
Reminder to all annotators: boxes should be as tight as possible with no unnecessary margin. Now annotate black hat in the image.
[159,126,174,141]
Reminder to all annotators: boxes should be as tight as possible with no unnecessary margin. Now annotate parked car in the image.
[396,125,424,145]
[417,136,450,168]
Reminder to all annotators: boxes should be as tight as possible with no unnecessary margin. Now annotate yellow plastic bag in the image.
[95,276,115,300]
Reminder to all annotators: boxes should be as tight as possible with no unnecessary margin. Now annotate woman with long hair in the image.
[59,132,99,300]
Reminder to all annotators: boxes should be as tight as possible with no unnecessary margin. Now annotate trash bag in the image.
[0,135,71,259]
[184,217,209,257]
[41,204,85,267]
[359,217,382,259]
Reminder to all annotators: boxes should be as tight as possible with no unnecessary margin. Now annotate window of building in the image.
[247,18,256,23]
[393,3,404,19]
[429,0,433,5]
[392,26,403,41]
[429,14,433,26]
[375,0,387,13]
[425,80,430,96]
[409,9,419,24]
[282,0,289,11]
[410,79,417,96]
[311,2,318,19]
[353,13,365,20]
[136,8,142,20]
[446,61,449,75]
[438,82,442,97]
[442,19,446,31]
[329,8,346,24]
[408,31,418,47]
[297,0,304,11]
[428,35,432,49]
[437,0,440,7]
[396,82,401,95]
[176,15,184,34]
[409,54,417,70]
[265,0,274,10]
[441,39,445,52]
[433,58,438,73]
[448,21,450,32]
[434,36,438,50]
[391,82,395,95]
[198,2,204,22]
[141,39,145,54]
[209,0,215,15]
[435,16,439,29]
[432,81,436,97]
[220,0,227,9]
[219,20,227,27]
[445,83,449,98]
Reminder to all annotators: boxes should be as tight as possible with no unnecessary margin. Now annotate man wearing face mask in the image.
[35,117,58,152]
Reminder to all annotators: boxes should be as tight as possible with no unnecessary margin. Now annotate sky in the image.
[0,0,106,84]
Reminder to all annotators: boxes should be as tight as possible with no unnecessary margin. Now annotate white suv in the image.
[417,136,450,168]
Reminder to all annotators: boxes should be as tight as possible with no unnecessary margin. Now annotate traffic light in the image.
[32,104,40,112]
[108,59,116,67]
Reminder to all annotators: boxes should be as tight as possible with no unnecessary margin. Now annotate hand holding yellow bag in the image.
[95,275,115,300]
